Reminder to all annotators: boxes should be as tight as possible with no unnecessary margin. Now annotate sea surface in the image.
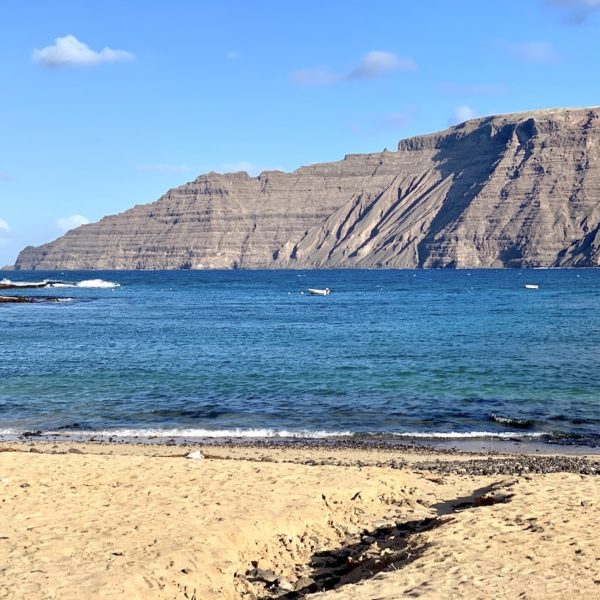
[1,269,599,447]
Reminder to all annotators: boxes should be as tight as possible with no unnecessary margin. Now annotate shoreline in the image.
[3,430,600,456]
[4,437,600,474]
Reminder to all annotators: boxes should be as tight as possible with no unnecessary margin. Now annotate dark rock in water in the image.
[490,414,534,429]
[0,295,34,303]
[0,281,60,290]
[56,423,81,430]
[22,431,42,437]
[13,106,600,270]
[0,295,68,304]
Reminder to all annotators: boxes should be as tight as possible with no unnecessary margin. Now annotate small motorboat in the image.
[308,287,331,296]
[525,284,539,290]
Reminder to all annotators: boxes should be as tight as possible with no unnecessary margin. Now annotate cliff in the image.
[14,107,600,270]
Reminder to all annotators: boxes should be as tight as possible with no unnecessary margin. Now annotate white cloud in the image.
[291,50,416,86]
[347,51,416,80]
[506,42,561,64]
[449,105,476,126]
[0,218,9,233]
[136,164,192,174]
[439,81,507,96]
[226,51,240,60]
[33,35,134,68]
[57,215,90,232]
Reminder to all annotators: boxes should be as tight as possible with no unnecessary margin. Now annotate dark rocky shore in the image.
[0,280,70,303]
[0,281,59,290]
[0,295,66,303]
[233,444,600,476]
[11,433,600,476]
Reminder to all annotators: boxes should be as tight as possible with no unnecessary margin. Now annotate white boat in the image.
[308,287,331,296]
[525,284,539,290]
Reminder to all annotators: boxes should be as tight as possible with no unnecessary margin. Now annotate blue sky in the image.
[1,0,600,265]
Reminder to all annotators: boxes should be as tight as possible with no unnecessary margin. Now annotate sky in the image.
[1,0,600,265]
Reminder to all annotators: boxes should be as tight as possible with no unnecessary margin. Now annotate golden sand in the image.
[0,442,598,599]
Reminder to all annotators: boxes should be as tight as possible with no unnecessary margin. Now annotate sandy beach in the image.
[0,441,598,600]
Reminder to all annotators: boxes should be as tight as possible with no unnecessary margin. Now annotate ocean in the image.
[1,269,599,447]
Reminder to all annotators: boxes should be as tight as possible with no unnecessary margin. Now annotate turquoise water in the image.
[1,269,599,446]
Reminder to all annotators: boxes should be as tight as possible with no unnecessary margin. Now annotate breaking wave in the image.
[0,427,548,440]
[1,278,119,289]
[51,279,120,289]
[1,278,53,287]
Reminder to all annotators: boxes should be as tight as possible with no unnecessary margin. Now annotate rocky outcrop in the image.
[14,107,600,270]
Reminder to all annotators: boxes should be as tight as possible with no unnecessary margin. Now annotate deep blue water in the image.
[1,269,599,445]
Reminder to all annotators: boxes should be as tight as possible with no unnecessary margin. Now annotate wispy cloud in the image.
[0,171,10,181]
[0,218,9,248]
[506,41,561,64]
[347,51,416,80]
[449,105,477,126]
[226,51,240,60]
[290,50,416,86]
[135,164,192,174]
[221,162,262,176]
[545,0,600,23]
[384,110,415,130]
[33,35,134,68]
[290,66,339,86]
[57,215,90,233]
[439,81,507,96]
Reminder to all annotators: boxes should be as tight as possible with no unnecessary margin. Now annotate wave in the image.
[59,427,354,438]
[50,279,120,289]
[387,431,546,439]
[1,278,119,289]
[1,278,56,287]
[0,427,547,440]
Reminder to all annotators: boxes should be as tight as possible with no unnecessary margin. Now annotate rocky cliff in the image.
[14,107,600,270]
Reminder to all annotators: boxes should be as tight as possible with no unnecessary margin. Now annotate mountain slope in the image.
[14,107,600,270]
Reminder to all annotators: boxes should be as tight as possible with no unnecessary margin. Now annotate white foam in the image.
[49,279,120,289]
[77,279,120,288]
[0,427,549,440]
[1,278,119,289]
[388,431,546,439]
[36,428,354,439]
[1,278,50,287]
[0,428,20,435]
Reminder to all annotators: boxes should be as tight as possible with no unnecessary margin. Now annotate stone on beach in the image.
[185,450,205,460]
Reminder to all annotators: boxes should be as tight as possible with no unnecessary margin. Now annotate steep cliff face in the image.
[14,107,600,270]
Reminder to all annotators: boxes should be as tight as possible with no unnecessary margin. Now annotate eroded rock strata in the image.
[14,107,600,270]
